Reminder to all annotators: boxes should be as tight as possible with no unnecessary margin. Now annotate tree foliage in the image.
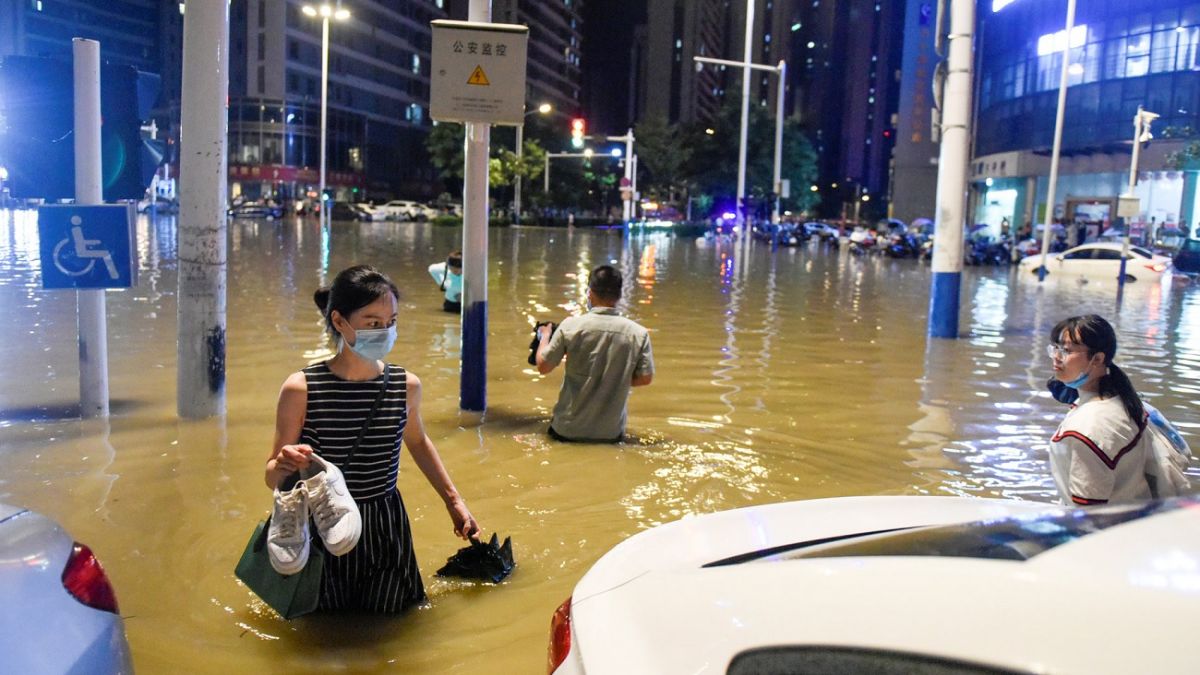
[683,96,819,216]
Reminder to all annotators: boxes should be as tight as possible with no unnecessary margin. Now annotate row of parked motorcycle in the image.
[753,219,1070,266]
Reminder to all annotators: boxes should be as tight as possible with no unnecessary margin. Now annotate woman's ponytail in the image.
[313,287,331,315]
[1100,363,1145,425]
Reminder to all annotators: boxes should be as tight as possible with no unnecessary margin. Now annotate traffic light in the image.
[570,118,585,149]
[0,56,161,200]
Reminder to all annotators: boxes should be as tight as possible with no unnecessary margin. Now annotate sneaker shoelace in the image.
[275,495,304,541]
[308,482,345,529]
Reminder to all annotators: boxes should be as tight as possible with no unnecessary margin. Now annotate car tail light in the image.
[1146,263,1168,272]
[547,595,573,674]
[61,543,119,614]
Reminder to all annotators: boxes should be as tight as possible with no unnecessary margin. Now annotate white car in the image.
[1018,242,1172,282]
[354,203,388,221]
[1,503,132,673]
[381,199,423,220]
[548,496,1199,674]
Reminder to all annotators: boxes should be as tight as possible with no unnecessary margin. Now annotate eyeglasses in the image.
[1046,344,1087,360]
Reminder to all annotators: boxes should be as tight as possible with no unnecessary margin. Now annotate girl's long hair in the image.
[1051,314,1144,423]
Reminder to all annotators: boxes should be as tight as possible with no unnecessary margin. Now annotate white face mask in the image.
[343,324,397,361]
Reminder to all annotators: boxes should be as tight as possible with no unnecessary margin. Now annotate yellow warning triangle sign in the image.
[467,65,490,86]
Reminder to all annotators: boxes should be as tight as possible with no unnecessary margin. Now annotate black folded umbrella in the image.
[527,322,558,365]
[436,533,515,583]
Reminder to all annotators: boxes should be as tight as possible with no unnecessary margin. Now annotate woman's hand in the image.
[446,497,480,541]
[273,444,314,474]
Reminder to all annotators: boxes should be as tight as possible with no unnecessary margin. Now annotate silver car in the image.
[0,503,133,673]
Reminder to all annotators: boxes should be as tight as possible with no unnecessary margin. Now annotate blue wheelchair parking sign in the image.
[38,205,137,289]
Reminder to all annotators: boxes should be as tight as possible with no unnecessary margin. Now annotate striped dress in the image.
[300,361,426,613]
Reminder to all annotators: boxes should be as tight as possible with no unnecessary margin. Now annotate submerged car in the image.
[1,503,132,673]
[228,201,283,219]
[1018,242,1172,282]
[548,496,1199,674]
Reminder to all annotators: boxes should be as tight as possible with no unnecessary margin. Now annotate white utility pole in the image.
[1036,0,1076,282]
[737,0,754,239]
[73,39,108,418]
[177,0,229,417]
[927,0,974,338]
[1118,106,1159,292]
[460,0,492,412]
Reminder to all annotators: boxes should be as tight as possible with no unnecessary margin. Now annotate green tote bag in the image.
[234,516,325,620]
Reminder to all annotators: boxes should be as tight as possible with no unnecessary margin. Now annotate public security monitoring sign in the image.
[430,20,529,125]
[38,205,137,289]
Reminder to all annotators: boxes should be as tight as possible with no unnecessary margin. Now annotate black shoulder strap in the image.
[346,367,391,463]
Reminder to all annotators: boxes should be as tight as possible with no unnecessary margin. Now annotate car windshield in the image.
[703,499,1185,567]
[1131,245,1154,258]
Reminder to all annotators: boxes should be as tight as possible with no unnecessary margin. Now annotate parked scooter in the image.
[848,226,878,255]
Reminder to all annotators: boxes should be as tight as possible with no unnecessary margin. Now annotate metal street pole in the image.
[927,0,974,339]
[1036,0,1075,282]
[513,103,549,225]
[737,0,754,241]
[623,128,634,222]
[693,55,787,229]
[177,0,229,416]
[72,39,108,418]
[303,4,349,226]
[1118,106,1157,292]
[319,13,329,225]
[514,122,523,223]
[772,59,786,225]
[460,0,492,412]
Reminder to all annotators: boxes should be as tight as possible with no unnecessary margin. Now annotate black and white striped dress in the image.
[300,361,426,614]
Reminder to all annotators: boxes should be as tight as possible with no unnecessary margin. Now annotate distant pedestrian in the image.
[535,265,654,442]
[428,250,463,313]
[265,264,479,613]
[1045,315,1160,506]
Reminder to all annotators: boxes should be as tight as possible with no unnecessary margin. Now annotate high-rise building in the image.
[889,0,941,225]
[227,0,447,202]
[580,0,644,134]
[791,0,904,220]
[629,0,792,128]
[492,0,584,116]
[0,0,162,72]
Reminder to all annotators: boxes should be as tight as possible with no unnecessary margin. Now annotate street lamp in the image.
[513,102,551,224]
[1117,105,1160,291]
[302,3,350,225]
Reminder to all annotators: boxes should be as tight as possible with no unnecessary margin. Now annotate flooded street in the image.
[1,212,1197,673]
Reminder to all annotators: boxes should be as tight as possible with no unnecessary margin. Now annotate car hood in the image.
[0,503,27,524]
[570,496,1051,603]
[567,497,1199,674]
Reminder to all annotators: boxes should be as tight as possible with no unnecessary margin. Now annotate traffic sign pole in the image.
[73,38,109,418]
[430,11,528,413]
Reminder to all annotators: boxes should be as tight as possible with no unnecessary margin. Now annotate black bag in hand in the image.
[527,322,558,365]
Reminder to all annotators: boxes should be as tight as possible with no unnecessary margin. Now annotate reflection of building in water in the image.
[966,0,1200,241]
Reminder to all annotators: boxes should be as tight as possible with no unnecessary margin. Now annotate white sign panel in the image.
[430,20,529,125]
[1117,195,1140,219]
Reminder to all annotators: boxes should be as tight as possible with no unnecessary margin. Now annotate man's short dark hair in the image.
[588,265,622,301]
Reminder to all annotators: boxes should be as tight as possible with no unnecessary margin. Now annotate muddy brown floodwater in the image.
[1,212,1196,672]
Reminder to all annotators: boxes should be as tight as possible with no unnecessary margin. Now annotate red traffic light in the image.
[571,118,585,133]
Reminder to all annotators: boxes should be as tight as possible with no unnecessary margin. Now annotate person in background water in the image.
[265,264,479,613]
[428,251,463,313]
[1045,314,1154,506]
[535,265,654,442]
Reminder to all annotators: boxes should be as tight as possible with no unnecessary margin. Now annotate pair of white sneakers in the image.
[267,453,362,575]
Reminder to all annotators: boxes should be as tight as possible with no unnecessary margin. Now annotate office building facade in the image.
[970,0,1200,238]
[228,0,448,202]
